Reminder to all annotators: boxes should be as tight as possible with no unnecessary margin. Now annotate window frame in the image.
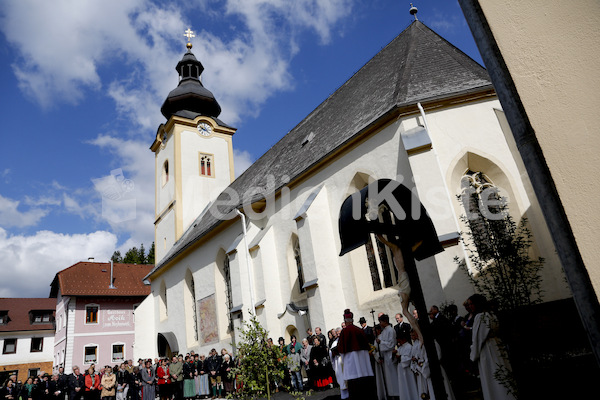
[30,337,43,353]
[83,345,98,365]
[85,304,100,325]
[111,343,125,363]
[3,338,17,354]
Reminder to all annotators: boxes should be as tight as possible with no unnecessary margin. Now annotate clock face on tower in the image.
[197,122,212,136]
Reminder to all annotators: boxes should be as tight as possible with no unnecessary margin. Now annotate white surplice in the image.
[396,342,419,400]
[377,324,399,396]
[470,312,516,400]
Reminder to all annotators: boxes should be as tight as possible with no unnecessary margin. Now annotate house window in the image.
[84,346,97,364]
[112,344,124,362]
[199,154,214,177]
[0,311,8,325]
[32,312,52,323]
[3,339,17,354]
[30,338,43,352]
[86,305,99,324]
[28,369,39,378]
[293,237,306,293]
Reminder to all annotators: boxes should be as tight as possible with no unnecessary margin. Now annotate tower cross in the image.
[183,28,195,43]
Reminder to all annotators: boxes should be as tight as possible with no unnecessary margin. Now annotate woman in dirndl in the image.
[182,356,196,399]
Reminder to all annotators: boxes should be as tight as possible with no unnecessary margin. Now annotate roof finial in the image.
[409,3,418,21]
[183,28,195,50]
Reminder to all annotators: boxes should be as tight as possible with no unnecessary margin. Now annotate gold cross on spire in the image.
[184,28,195,49]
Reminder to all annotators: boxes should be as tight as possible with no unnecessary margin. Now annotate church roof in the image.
[161,49,222,119]
[147,20,493,278]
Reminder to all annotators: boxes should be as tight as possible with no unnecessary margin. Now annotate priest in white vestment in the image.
[394,333,419,400]
[469,294,516,400]
[376,314,399,397]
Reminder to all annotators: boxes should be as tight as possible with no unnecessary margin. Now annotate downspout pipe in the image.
[236,209,256,316]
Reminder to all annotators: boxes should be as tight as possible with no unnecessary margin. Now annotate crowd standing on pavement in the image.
[0,293,513,400]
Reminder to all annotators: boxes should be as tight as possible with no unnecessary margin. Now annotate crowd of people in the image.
[1,293,513,400]
[267,292,514,400]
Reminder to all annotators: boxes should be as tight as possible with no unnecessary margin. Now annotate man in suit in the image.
[358,317,375,344]
[394,313,411,339]
[67,366,85,400]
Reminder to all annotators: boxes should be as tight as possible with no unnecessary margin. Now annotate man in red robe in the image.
[337,309,376,400]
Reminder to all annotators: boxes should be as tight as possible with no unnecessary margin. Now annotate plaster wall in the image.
[477,0,600,294]
[133,294,157,360]
[0,332,55,366]
[180,129,233,231]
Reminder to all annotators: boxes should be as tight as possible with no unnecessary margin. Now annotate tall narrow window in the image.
[364,204,398,291]
[461,170,504,261]
[162,160,169,186]
[293,237,306,293]
[223,255,233,331]
[199,154,214,177]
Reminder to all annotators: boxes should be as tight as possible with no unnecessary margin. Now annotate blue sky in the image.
[0,0,483,298]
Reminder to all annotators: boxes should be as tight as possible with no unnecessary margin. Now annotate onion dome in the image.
[160,42,222,119]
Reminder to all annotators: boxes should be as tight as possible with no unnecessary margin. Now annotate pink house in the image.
[50,261,152,372]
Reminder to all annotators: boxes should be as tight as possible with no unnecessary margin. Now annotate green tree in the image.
[455,190,545,312]
[111,250,123,263]
[123,246,140,264]
[147,242,155,265]
[230,313,286,399]
[138,243,147,264]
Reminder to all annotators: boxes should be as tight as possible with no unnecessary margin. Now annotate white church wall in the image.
[133,294,156,360]
[155,132,175,215]
[155,209,176,265]
[180,129,233,232]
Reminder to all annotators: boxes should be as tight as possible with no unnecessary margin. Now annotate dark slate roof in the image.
[161,50,222,119]
[146,20,492,278]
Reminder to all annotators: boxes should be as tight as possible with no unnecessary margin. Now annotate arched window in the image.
[364,204,398,291]
[162,160,169,186]
[185,270,198,342]
[460,170,505,262]
[223,254,233,331]
[199,154,214,177]
[293,237,306,293]
[159,280,168,319]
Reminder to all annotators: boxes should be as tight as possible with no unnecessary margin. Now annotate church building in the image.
[134,19,570,358]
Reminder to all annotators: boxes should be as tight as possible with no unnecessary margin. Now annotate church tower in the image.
[151,30,236,263]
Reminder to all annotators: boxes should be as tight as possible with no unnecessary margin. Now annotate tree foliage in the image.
[455,194,545,312]
[111,242,155,265]
[230,313,286,399]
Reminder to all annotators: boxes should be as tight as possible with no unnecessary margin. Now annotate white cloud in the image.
[88,135,155,247]
[0,194,48,228]
[0,0,353,128]
[0,228,118,298]
[233,149,254,178]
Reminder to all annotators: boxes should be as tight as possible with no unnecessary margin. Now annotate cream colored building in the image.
[459,0,600,364]
[135,20,571,357]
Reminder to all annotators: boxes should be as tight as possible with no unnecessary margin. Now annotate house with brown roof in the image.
[50,261,152,372]
[0,298,55,383]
